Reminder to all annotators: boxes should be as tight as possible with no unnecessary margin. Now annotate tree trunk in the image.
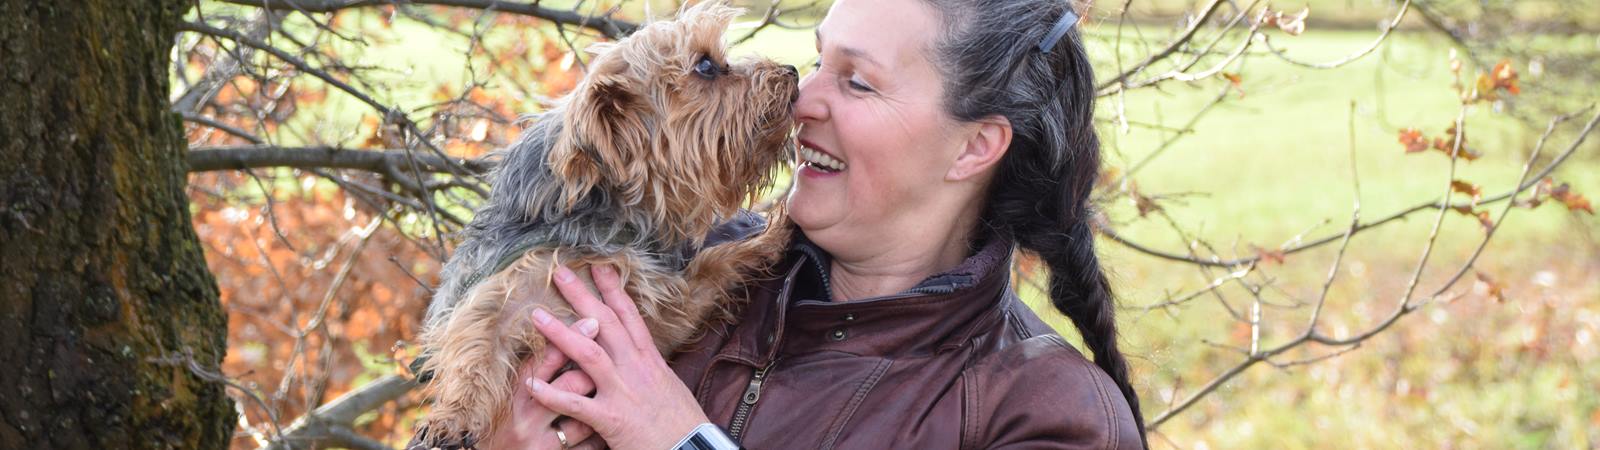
[0,1,234,449]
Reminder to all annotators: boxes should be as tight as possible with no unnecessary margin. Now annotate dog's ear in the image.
[549,54,651,209]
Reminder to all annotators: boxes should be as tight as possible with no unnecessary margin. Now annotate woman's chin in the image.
[786,191,843,235]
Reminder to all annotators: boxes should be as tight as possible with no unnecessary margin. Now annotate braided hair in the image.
[918,0,1147,445]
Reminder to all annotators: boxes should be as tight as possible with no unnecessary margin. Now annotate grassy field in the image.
[188,4,1600,448]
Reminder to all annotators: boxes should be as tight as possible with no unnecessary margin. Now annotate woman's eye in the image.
[847,74,874,92]
[694,56,719,79]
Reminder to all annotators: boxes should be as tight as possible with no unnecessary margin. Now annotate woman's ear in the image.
[947,115,1012,181]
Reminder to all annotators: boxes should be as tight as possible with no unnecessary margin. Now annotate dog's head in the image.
[548,2,798,243]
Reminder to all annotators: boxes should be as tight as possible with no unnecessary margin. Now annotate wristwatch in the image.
[673,423,742,450]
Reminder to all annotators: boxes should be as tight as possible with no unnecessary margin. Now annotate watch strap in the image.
[673,423,741,450]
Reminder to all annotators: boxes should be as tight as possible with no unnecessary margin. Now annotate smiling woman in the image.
[503,0,1147,449]
[788,0,994,285]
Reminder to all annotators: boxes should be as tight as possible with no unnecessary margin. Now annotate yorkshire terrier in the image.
[409,3,798,448]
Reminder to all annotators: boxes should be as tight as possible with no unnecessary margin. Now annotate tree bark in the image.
[0,1,234,449]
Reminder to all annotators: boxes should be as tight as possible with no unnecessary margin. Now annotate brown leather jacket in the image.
[670,218,1143,449]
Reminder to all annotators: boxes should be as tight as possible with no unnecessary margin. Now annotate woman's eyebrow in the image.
[816,29,883,69]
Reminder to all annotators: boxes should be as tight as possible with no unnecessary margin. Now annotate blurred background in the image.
[168,0,1599,448]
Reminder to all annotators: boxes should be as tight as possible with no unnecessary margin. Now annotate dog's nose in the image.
[782,65,798,77]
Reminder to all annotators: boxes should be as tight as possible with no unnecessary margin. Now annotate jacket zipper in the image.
[727,360,776,441]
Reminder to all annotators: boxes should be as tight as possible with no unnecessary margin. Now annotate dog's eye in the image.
[694,56,720,79]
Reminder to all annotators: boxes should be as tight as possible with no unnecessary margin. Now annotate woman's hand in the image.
[526,264,710,450]
[480,323,603,450]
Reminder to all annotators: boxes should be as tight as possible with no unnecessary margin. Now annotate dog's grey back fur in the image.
[423,111,683,329]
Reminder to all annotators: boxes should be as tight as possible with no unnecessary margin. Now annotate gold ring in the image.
[555,427,571,448]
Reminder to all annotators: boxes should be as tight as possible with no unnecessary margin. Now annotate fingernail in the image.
[554,266,575,283]
[596,265,615,277]
[526,377,544,392]
[575,318,599,336]
[532,308,553,325]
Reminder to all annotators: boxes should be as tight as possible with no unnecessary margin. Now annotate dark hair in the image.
[919,0,1147,445]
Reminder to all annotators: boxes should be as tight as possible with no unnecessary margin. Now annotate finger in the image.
[526,377,607,430]
[532,308,622,389]
[528,310,598,381]
[555,418,596,449]
[551,265,633,358]
[547,369,596,396]
[591,264,656,353]
[528,344,570,384]
[569,434,607,450]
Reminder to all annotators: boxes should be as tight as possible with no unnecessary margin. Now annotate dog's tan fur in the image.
[411,3,797,448]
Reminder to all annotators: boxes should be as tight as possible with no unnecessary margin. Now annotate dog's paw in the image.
[407,422,481,450]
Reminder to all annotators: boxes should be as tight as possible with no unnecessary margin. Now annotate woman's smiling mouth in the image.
[797,139,848,173]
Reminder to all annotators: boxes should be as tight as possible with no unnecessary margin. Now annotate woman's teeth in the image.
[799,146,847,172]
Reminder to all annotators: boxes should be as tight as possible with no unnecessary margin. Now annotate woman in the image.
[487,0,1145,448]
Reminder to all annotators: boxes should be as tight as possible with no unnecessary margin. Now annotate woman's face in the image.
[789,0,972,256]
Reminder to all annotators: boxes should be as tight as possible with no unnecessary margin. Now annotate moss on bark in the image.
[0,1,234,448]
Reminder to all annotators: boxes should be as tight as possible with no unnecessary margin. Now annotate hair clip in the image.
[1037,9,1080,53]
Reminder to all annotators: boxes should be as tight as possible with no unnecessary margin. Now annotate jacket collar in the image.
[726,233,1016,363]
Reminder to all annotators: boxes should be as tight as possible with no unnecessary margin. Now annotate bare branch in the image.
[264,375,421,450]
[187,145,493,174]
[1096,0,1228,92]
[214,0,640,39]
[148,349,286,443]
[1099,1,1260,96]
[1261,0,1412,70]
[274,218,383,408]
[173,10,287,114]
[182,112,267,144]
[1410,0,1489,69]
[179,20,395,117]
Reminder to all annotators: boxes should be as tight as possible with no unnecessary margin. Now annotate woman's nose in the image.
[794,72,828,123]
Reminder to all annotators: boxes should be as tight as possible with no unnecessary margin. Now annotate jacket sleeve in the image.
[964,335,1144,450]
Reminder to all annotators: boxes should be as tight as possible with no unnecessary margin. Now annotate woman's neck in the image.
[826,218,976,302]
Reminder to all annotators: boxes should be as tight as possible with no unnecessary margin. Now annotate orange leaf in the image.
[1549,182,1595,215]
[432,83,456,103]
[1491,60,1519,95]
[381,5,397,27]
[361,115,384,148]
[1473,72,1496,101]
[1474,210,1494,230]
[1221,72,1245,98]
[1431,124,1480,161]
[1398,128,1428,153]
[1450,205,1493,230]
[1450,180,1482,201]
[1126,182,1162,217]
[1096,167,1123,191]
